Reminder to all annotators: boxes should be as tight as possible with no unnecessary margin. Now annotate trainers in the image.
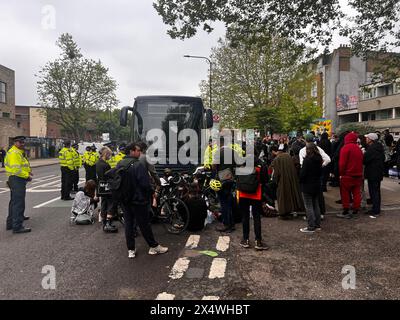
[128,250,136,259]
[148,244,168,255]
[336,211,352,219]
[300,227,315,234]
[320,214,324,220]
[254,240,269,250]
[103,221,118,233]
[369,214,380,219]
[240,239,250,248]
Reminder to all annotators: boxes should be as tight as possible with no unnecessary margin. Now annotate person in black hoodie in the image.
[299,143,323,233]
[363,133,385,218]
[120,142,168,258]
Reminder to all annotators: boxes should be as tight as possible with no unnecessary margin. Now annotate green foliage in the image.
[153,0,400,61]
[336,122,376,136]
[94,109,131,142]
[199,33,321,133]
[37,33,118,141]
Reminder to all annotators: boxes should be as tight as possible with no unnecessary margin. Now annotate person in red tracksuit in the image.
[336,132,364,219]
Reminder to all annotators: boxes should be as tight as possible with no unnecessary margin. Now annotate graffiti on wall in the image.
[336,94,358,111]
[311,119,332,137]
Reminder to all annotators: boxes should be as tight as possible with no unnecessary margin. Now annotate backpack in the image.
[105,158,137,202]
[74,213,94,225]
[236,168,259,194]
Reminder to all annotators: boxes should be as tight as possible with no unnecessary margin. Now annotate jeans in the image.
[218,187,234,227]
[302,192,321,230]
[239,198,262,240]
[7,176,27,231]
[121,203,158,251]
[367,180,381,215]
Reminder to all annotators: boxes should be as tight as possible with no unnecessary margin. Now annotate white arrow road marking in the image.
[33,196,61,208]
[208,258,227,279]
[185,235,200,249]
[202,296,220,300]
[156,292,176,300]
[0,188,9,194]
[169,257,190,279]
[216,236,230,252]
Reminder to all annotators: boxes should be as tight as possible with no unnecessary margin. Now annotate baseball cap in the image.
[365,133,378,141]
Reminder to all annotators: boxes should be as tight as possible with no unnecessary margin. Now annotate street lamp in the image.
[184,55,212,110]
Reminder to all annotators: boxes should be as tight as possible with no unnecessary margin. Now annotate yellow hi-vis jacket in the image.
[83,151,98,166]
[203,143,245,168]
[4,145,31,179]
[203,144,218,168]
[111,152,126,168]
[59,147,74,170]
[107,153,118,169]
[71,149,82,170]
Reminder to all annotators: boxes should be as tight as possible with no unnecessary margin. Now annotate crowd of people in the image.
[3,129,400,259]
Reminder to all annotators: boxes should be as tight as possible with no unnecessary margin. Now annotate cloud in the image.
[0,0,225,106]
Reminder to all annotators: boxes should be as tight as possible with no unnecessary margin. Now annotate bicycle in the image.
[152,174,190,234]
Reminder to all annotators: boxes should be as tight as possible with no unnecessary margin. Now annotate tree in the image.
[153,0,400,58]
[199,34,320,133]
[37,33,118,141]
[94,109,131,142]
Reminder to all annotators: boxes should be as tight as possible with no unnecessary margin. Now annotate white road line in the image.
[216,236,230,252]
[185,235,200,249]
[208,258,227,279]
[33,196,61,208]
[156,292,176,300]
[28,179,62,191]
[169,257,190,279]
[202,296,220,300]
[0,187,10,194]
[31,175,59,185]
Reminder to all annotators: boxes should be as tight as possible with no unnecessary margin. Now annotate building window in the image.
[0,81,6,103]
[361,87,377,100]
[17,122,21,128]
[376,109,392,120]
[2,112,10,118]
[396,108,400,118]
[394,83,400,94]
[361,111,376,121]
[377,84,393,97]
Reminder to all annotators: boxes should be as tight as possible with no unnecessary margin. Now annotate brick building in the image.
[0,64,23,148]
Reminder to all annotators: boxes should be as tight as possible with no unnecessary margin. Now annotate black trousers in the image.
[61,167,73,199]
[85,165,97,182]
[367,179,381,215]
[239,198,262,241]
[121,203,158,251]
[7,176,27,231]
[72,169,79,191]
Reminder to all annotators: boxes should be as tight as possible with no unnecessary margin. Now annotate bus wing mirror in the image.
[205,109,213,128]
[134,110,143,134]
[120,106,132,126]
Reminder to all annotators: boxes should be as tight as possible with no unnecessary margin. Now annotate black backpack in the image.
[236,168,259,194]
[105,158,137,202]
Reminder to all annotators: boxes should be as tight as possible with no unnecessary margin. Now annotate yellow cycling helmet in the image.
[209,179,222,192]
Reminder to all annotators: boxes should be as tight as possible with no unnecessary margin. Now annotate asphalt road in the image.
[0,165,194,300]
[1,165,400,300]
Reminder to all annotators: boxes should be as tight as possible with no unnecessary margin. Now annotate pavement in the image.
[0,158,59,173]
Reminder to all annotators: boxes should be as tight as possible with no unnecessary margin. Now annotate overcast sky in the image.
[0,0,226,107]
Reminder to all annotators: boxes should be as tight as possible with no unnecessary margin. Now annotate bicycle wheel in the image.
[160,197,190,234]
